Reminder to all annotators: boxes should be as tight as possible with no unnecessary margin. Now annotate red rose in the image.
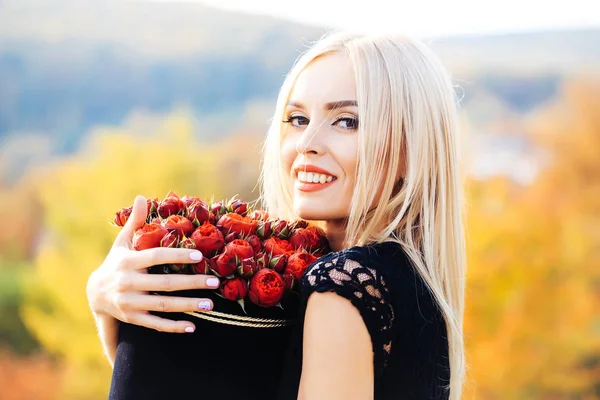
[227,199,248,216]
[157,191,186,218]
[132,223,169,251]
[114,206,132,227]
[191,257,215,275]
[211,202,227,217]
[289,220,309,230]
[256,220,272,239]
[146,198,159,216]
[263,237,294,257]
[224,239,255,260]
[212,252,237,277]
[190,222,225,258]
[217,213,258,237]
[282,272,294,291]
[186,199,210,226]
[171,237,197,272]
[160,230,179,248]
[181,195,201,207]
[220,277,248,301]
[246,235,262,255]
[289,226,328,252]
[248,269,285,308]
[269,253,288,273]
[254,251,269,270]
[248,210,269,221]
[285,252,318,281]
[224,231,242,243]
[163,215,195,237]
[271,219,291,239]
[237,257,258,278]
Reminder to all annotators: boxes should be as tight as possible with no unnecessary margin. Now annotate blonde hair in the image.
[259,31,467,399]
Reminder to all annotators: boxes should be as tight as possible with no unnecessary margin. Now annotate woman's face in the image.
[281,53,359,221]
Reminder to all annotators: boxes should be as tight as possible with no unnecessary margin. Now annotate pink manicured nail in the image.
[189,251,203,261]
[185,326,195,333]
[199,301,212,311]
[206,278,220,288]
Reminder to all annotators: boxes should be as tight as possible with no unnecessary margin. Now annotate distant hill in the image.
[0,0,598,154]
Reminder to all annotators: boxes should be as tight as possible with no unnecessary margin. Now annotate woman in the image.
[87,31,466,399]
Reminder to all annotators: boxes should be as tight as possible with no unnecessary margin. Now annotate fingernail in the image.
[206,277,220,288]
[185,326,195,333]
[198,301,212,311]
[189,251,203,261]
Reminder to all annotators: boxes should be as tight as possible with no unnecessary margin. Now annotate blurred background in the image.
[0,0,598,398]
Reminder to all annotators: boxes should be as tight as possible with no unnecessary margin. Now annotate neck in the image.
[323,219,348,252]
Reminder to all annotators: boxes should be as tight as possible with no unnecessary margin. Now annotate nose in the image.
[295,121,326,156]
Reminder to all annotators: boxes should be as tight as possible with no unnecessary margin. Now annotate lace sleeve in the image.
[301,251,395,379]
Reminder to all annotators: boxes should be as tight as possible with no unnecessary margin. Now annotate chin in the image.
[293,202,345,222]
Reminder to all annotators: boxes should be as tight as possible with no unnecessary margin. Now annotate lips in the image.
[292,164,337,193]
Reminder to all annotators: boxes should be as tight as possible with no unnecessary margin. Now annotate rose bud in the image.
[132,223,169,251]
[224,231,242,244]
[160,230,179,248]
[224,239,255,260]
[248,269,285,308]
[289,220,309,231]
[181,195,201,207]
[248,209,269,222]
[254,251,269,270]
[237,257,258,278]
[271,219,291,239]
[187,199,210,226]
[171,236,197,272]
[147,198,159,216]
[211,201,227,216]
[227,199,248,216]
[282,272,295,291]
[216,213,258,237]
[163,214,195,237]
[191,257,215,275]
[289,226,328,252]
[190,221,225,258]
[114,206,132,227]
[269,253,288,273]
[212,252,237,277]
[245,235,262,255]
[157,191,187,218]
[220,277,248,301]
[256,220,272,239]
[285,252,318,281]
[263,237,294,257]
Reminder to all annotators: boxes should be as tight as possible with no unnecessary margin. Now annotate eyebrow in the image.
[286,100,358,110]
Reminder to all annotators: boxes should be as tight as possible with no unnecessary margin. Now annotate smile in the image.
[297,171,336,184]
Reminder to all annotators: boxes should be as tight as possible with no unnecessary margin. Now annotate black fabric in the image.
[109,241,450,399]
[276,241,451,399]
[109,289,298,400]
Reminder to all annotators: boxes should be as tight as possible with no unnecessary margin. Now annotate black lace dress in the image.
[276,241,451,399]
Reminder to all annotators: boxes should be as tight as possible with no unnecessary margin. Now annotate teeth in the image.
[296,171,336,184]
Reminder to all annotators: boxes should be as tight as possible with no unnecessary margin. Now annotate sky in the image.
[163,0,600,38]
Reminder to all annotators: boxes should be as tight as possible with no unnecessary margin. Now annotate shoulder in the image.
[300,242,403,374]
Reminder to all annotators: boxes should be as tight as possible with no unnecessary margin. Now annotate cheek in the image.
[280,134,296,173]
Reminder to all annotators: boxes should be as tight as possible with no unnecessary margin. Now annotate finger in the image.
[123,271,220,292]
[114,195,148,249]
[128,312,197,333]
[128,294,214,313]
[124,247,204,270]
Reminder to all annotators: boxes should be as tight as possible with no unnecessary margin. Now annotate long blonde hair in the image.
[259,31,467,399]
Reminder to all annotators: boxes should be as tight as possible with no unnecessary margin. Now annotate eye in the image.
[282,115,309,127]
[333,116,358,130]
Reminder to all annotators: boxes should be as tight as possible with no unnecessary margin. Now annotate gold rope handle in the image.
[184,311,292,328]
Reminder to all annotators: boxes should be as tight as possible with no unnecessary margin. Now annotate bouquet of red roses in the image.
[113,191,329,323]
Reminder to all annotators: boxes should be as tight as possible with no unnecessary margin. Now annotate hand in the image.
[86,195,220,333]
